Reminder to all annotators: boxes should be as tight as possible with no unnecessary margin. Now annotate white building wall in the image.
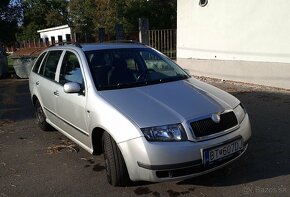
[37,25,71,42]
[177,0,290,89]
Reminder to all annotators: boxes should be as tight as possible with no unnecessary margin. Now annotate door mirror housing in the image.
[64,82,81,94]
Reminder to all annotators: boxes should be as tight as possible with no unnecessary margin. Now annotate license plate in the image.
[203,138,243,166]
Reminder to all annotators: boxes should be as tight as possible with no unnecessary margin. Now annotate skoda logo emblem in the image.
[211,114,221,123]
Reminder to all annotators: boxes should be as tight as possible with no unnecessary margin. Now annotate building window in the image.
[199,0,208,7]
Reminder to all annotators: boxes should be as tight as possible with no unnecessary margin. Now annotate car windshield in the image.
[85,48,189,90]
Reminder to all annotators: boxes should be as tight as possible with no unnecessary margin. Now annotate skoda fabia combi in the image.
[29,42,251,186]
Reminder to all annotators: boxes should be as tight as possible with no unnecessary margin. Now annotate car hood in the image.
[99,78,240,128]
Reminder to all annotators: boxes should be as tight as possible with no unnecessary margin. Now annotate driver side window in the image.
[59,51,84,86]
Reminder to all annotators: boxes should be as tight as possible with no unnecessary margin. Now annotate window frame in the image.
[85,48,189,91]
[32,52,47,74]
[38,50,64,81]
[56,49,86,90]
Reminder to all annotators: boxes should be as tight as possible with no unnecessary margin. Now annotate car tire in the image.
[35,100,51,131]
[103,132,130,186]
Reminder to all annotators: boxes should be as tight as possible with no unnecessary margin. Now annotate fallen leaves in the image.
[0,120,14,127]
[47,139,79,154]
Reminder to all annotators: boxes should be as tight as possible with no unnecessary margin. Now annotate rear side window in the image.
[32,52,47,73]
[59,51,83,85]
[39,50,63,80]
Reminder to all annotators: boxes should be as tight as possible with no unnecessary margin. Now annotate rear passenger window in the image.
[32,52,47,73]
[59,51,83,85]
[39,50,63,80]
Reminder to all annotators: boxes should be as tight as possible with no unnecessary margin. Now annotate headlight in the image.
[141,124,187,142]
[233,104,246,123]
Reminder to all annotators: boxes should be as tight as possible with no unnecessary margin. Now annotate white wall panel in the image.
[177,0,290,63]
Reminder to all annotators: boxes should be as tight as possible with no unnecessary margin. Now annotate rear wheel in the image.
[103,132,130,186]
[35,100,51,131]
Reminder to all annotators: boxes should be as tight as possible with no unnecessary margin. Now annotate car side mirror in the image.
[63,82,81,94]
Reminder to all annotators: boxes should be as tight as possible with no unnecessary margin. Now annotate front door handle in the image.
[36,81,39,86]
[53,90,59,96]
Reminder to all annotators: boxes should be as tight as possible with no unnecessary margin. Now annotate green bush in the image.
[7,56,14,74]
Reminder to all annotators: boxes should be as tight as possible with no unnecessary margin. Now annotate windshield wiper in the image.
[158,75,188,83]
[99,81,148,90]
[98,75,188,91]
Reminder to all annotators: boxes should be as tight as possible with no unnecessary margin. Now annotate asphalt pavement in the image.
[0,78,290,197]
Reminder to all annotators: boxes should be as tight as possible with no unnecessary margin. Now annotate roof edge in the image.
[37,25,70,33]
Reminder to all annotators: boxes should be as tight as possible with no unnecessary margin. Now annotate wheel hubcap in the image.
[36,106,44,122]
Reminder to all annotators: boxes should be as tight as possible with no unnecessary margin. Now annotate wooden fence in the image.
[5,29,177,60]
[4,31,139,53]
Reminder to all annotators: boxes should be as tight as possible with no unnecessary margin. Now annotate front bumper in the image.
[118,114,251,182]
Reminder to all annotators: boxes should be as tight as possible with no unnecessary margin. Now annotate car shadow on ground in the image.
[0,79,34,123]
[178,90,290,186]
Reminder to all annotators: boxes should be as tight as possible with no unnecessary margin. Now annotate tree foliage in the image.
[18,0,176,40]
[0,0,22,44]
[68,0,96,34]
[19,0,69,40]
[69,0,120,35]
[121,0,177,30]
[68,0,176,35]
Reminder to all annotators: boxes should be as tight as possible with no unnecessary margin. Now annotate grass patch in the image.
[7,55,15,74]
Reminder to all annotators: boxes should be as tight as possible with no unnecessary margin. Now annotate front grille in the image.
[190,111,238,138]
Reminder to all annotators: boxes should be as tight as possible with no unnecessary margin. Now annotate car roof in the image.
[81,42,148,51]
[47,42,149,52]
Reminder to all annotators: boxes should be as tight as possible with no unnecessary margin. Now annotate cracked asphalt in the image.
[0,78,290,197]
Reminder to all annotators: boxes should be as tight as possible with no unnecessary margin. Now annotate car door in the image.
[36,50,63,125]
[54,50,90,147]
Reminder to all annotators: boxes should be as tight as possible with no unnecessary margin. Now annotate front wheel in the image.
[103,132,130,186]
[35,100,51,131]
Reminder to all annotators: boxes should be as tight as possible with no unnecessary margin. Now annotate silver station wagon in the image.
[29,42,251,186]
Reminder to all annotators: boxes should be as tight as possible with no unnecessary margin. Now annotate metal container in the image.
[13,57,36,78]
[0,53,8,78]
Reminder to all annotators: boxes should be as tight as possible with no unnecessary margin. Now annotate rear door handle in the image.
[36,81,39,86]
[53,90,59,96]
